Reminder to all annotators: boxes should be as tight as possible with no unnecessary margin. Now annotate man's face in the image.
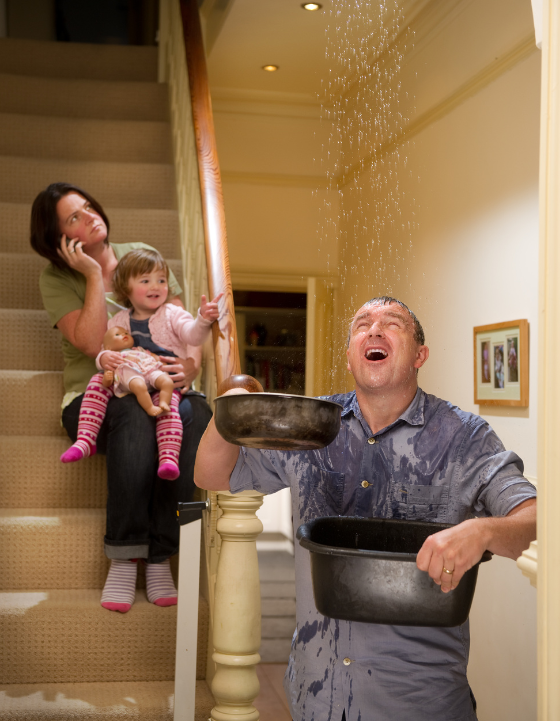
[346,302,429,395]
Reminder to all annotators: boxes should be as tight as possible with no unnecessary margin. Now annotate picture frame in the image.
[473,319,529,407]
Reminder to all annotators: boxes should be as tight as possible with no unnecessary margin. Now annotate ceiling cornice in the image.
[210,87,322,119]
[222,170,329,188]
[336,33,537,188]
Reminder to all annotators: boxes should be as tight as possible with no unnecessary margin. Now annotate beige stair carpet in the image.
[0,113,173,164]
[0,36,213,721]
[0,203,181,256]
[0,681,214,721]
[0,38,158,82]
[0,592,208,683]
[0,156,176,208]
[0,436,107,509]
[0,72,170,121]
[0,255,183,310]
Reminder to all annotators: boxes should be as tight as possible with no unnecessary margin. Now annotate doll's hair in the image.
[30,182,110,270]
[112,248,169,309]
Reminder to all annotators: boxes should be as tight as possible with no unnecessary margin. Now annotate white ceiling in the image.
[205,0,332,99]
[204,0,435,103]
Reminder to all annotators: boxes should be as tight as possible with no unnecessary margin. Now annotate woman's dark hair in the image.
[30,182,110,270]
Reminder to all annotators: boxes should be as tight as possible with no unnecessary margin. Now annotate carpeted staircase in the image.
[0,37,213,720]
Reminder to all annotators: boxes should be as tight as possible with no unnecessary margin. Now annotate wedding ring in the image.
[442,567,453,575]
[69,248,75,253]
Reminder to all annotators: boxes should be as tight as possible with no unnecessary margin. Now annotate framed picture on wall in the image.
[473,320,529,406]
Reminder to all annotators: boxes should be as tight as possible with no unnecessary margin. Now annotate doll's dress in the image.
[112,348,165,398]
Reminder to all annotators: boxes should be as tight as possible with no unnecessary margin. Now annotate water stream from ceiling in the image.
[318,0,416,308]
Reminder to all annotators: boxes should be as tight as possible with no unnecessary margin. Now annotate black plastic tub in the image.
[297,516,492,627]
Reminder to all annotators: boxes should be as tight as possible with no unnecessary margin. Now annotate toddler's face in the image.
[127,268,169,318]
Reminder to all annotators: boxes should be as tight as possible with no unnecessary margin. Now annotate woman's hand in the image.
[157,355,195,389]
[200,293,224,323]
[57,234,102,278]
[99,351,124,371]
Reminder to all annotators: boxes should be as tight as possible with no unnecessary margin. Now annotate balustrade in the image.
[158,1,264,719]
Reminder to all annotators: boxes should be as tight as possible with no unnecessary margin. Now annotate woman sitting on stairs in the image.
[30,181,213,613]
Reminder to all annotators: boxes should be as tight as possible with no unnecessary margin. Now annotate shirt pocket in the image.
[299,464,345,523]
[391,483,448,522]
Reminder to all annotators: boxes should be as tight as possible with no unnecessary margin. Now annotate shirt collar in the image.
[341,387,426,428]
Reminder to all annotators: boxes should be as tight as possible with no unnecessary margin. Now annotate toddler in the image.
[60,247,221,482]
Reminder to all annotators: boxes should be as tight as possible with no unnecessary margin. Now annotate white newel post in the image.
[211,491,264,721]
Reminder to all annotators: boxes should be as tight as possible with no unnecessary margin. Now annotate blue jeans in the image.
[62,391,212,563]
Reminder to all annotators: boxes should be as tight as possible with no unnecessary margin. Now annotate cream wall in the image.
[333,10,540,720]
[401,52,539,721]
[212,104,338,278]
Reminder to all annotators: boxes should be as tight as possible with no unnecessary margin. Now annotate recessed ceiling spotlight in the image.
[262,64,279,72]
[302,3,322,10]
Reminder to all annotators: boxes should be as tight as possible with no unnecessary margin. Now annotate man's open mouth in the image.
[365,348,388,361]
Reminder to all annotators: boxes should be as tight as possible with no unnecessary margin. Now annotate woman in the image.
[31,182,212,612]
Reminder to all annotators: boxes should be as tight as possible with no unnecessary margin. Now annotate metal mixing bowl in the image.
[214,393,342,450]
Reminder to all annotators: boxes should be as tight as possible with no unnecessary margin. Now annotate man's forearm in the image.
[194,416,240,491]
[417,498,536,592]
[484,498,536,560]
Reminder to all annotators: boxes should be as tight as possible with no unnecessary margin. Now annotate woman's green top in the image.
[39,242,182,407]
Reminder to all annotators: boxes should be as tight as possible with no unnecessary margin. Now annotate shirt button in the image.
[367,437,377,445]
[361,480,370,488]
[343,657,352,666]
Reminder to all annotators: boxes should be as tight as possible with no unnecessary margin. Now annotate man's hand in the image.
[193,387,249,491]
[416,519,491,593]
[416,499,536,593]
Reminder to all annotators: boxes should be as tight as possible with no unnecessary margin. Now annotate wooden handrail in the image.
[180,0,240,388]
[173,4,264,720]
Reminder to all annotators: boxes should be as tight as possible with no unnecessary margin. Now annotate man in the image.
[195,296,536,721]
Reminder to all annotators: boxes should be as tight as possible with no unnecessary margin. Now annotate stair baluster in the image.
[211,492,264,721]
[159,0,264,718]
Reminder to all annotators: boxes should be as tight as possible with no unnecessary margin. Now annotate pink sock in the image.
[61,374,113,463]
[101,559,138,613]
[145,559,177,607]
[154,390,182,480]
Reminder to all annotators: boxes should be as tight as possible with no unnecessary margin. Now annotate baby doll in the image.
[100,325,175,416]
[60,247,222,480]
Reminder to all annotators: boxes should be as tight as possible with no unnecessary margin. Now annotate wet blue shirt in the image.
[229,388,536,721]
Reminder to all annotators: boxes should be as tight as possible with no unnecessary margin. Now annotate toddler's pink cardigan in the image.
[96,303,212,369]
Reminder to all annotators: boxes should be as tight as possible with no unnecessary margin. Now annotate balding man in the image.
[195,296,536,721]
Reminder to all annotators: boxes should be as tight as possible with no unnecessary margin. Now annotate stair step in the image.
[262,597,296,616]
[0,254,47,309]
[262,616,296,638]
[0,156,176,208]
[0,309,63,370]
[260,638,293,664]
[0,590,209,683]
[0,113,173,165]
[0,436,106,509]
[0,38,158,82]
[0,203,181,258]
[0,370,65,436]
[0,680,214,721]
[0,72,170,121]
[0,512,185,591]
[0,508,108,589]
[0,255,184,311]
[261,581,296,598]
